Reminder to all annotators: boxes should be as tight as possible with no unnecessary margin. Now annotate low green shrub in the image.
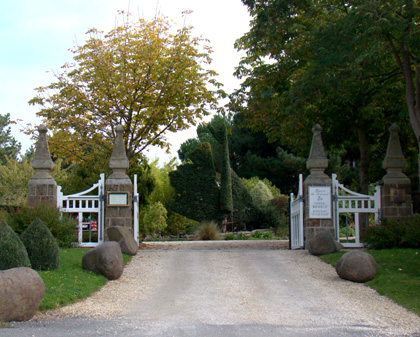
[164,211,198,236]
[252,230,263,239]
[4,203,77,248]
[263,231,274,240]
[363,215,420,249]
[224,233,235,240]
[21,218,60,270]
[194,221,220,240]
[339,226,355,237]
[236,232,249,240]
[0,221,31,270]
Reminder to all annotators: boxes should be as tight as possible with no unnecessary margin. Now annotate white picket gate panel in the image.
[57,174,105,248]
[290,174,304,249]
[133,174,139,245]
[332,173,381,248]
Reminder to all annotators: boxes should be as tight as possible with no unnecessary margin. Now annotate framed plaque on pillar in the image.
[107,192,129,206]
[308,186,331,219]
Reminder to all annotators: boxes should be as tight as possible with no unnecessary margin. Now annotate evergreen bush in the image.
[0,221,31,270]
[21,218,60,270]
[231,170,258,230]
[250,181,274,211]
[4,203,76,247]
[168,143,220,222]
[164,211,198,236]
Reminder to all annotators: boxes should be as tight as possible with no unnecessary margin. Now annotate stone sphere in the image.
[336,250,377,283]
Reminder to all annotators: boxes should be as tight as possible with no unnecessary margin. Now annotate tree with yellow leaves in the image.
[29,11,224,164]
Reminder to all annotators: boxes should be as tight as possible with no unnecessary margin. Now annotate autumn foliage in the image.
[29,11,223,163]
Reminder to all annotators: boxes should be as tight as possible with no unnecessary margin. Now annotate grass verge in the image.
[320,249,420,316]
[38,248,132,311]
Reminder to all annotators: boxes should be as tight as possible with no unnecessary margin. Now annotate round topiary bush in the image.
[21,218,60,271]
[0,221,31,270]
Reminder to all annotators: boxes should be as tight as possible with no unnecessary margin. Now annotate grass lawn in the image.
[320,249,420,316]
[38,248,132,311]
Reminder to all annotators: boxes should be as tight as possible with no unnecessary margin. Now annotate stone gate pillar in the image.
[381,124,412,219]
[303,124,333,245]
[105,125,133,240]
[28,125,57,207]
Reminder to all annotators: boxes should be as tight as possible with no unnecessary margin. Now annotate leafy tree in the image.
[29,11,223,165]
[0,157,33,206]
[141,201,168,237]
[0,113,21,164]
[233,0,411,193]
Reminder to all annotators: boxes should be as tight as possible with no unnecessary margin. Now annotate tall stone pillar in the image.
[381,124,412,219]
[303,124,333,244]
[105,125,133,240]
[28,125,57,207]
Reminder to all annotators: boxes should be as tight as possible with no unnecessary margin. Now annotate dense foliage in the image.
[168,143,220,222]
[29,12,223,166]
[2,203,77,248]
[363,216,420,249]
[21,218,60,270]
[0,221,31,270]
[140,201,168,237]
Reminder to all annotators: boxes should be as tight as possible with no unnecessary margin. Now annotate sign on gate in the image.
[308,186,332,219]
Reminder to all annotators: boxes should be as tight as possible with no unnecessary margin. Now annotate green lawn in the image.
[38,248,131,311]
[320,249,420,316]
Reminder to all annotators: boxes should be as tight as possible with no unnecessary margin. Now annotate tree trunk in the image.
[357,122,369,195]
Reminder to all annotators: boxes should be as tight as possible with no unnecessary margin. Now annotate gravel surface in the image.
[4,241,420,336]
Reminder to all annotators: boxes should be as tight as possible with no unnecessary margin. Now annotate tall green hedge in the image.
[168,143,220,222]
[0,221,31,270]
[231,170,258,230]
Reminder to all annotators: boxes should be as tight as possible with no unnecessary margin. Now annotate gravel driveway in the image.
[4,241,420,337]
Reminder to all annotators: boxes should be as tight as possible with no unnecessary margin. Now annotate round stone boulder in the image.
[0,267,45,322]
[307,229,342,256]
[107,226,138,256]
[336,250,377,283]
[82,242,123,280]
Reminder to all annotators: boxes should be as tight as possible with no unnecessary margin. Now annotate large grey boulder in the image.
[0,267,45,322]
[307,229,342,256]
[336,250,377,283]
[107,226,138,256]
[82,242,123,280]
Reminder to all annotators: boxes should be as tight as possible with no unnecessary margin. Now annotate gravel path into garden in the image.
[4,241,420,336]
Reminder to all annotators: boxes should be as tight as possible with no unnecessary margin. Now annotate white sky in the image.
[0,0,251,164]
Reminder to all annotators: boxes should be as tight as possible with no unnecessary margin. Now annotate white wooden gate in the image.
[290,174,304,249]
[133,174,139,245]
[332,174,381,248]
[57,174,105,248]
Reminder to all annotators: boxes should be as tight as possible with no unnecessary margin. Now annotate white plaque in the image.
[308,186,331,219]
[108,193,128,206]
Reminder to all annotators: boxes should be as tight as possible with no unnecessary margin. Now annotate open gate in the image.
[289,173,381,249]
[57,173,139,247]
[332,174,381,248]
[57,174,105,248]
[289,174,304,249]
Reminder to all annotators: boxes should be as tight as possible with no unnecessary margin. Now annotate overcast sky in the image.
[0,0,251,163]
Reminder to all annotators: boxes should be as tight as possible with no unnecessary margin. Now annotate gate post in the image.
[104,125,133,240]
[28,125,57,207]
[303,124,333,245]
[381,124,412,219]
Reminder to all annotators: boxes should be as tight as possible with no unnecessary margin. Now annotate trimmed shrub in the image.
[250,181,274,211]
[164,211,198,236]
[231,170,258,230]
[168,143,220,222]
[21,218,60,270]
[0,221,31,270]
[194,221,220,240]
[362,216,420,249]
[4,203,77,248]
